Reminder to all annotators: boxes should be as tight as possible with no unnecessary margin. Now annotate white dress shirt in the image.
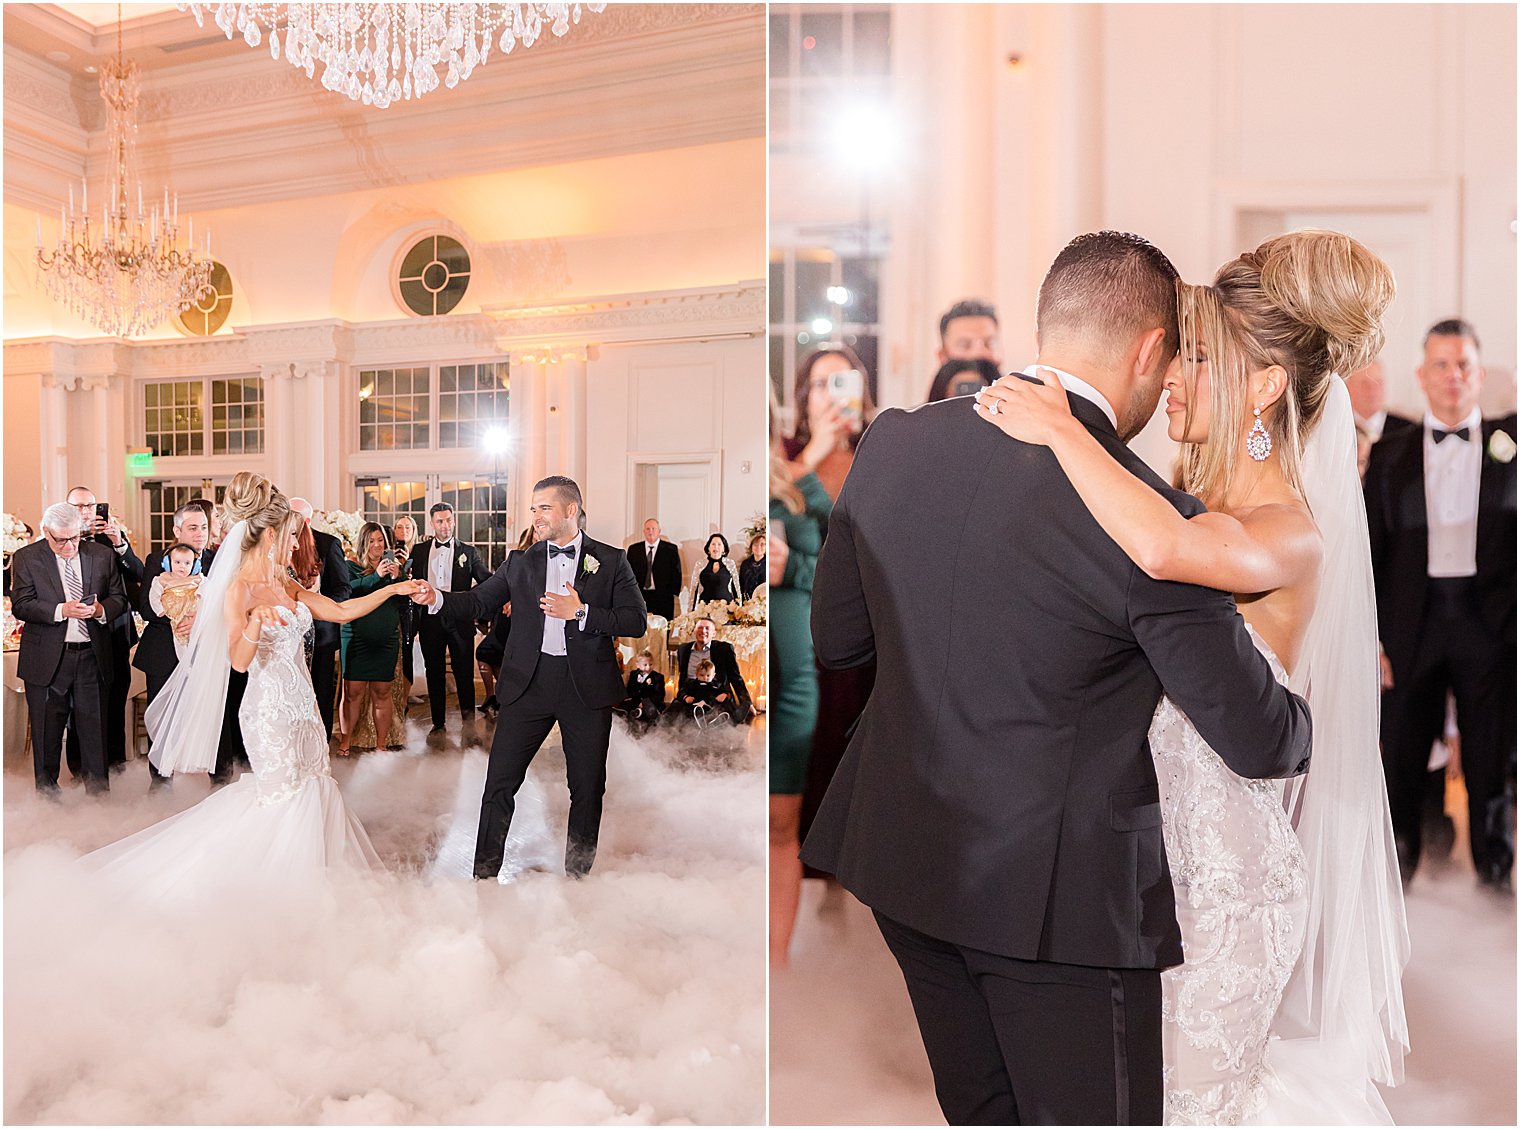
[1423,408,1482,578]
[1021,364,1119,431]
[541,533,587,656]
[51,552,105,642]
[1356,409,1389,442]
[428,538,457,593]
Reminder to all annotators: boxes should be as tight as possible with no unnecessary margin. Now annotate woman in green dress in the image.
[769,388,843,967]
[337,522,406,753]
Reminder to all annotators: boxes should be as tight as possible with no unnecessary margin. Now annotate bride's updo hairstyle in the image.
[1177,229,1394,502]
[221,471,294,558]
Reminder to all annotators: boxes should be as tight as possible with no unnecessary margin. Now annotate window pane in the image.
[799,12,842,76]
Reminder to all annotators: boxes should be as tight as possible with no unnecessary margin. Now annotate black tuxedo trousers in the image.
[28,646,107,793]
[876,911,1162,1125]
[419,613,476,727]
[475,655,613,879]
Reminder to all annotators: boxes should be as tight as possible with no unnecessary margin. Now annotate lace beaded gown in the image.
[85,601,380,900]
[1151,627,1309,1126]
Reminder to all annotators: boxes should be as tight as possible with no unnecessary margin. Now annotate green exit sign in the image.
[126,452,155,476]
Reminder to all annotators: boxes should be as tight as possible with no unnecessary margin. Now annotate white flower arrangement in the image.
[311,508,366,554]
[740,511,768,546]
[1487,430,1516,465]
[2,512,32,556]
[582,554,600,575]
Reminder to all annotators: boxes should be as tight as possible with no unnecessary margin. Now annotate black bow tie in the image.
[1432,426,1471,444]
[435,540,452,549]
[549,543,577,559]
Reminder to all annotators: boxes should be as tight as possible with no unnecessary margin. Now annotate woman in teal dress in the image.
[337,522,406,753]
[769,389,843,967]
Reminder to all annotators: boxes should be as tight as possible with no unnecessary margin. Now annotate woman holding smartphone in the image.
[783,344,874,500]
[336,521,406,752]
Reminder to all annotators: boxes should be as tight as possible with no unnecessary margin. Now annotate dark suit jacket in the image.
[90,532,143,647]
[1364,414,1517,680]
[1375,412,1419,443]
[676,639,753,717]
[408,537,491,634]
[9,540,130,687]
[799,392,1313,971]
[133,544,216,681]
[435,536,647,710]
[626,539,682,606]
[310,529,352,649]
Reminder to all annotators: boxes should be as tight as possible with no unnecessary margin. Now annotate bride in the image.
[85,473,423,900]
[974,230,1410,1124]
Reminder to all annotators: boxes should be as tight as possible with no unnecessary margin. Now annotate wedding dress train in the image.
[85,600,379,902]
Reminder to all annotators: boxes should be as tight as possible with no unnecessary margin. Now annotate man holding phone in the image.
[10,502,129,795]
[65,485,143,775]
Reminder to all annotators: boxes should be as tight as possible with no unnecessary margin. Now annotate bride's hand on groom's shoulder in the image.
[972,372,1075,447]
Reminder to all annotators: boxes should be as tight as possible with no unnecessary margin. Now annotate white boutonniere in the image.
[582,554,600,576]
[457,552,467,567]
[1487,430,1516,464]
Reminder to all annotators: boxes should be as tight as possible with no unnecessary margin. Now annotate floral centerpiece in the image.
[740,510,768,547]
[731,588,767,627]
[3,513,31,556]
[310,508,366,556]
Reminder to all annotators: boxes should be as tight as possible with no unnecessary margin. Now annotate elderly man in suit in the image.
[1366,318,1518,890]
[289,497,352,740]
[61,485,143,776]
[10,502,130,796]
[626,518,682,620]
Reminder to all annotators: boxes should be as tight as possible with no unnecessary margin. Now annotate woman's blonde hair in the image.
[1177,229,1394,503]
[223,472,296,562]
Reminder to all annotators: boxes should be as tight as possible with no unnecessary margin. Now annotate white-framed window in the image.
[355,474,513,572]
[769,246,882,406]
[354,359,509,452]
[143,376,265,458]
[140,478,229,552]
[768,5,892,154]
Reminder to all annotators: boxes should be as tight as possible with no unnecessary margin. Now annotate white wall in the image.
[772,3,1517,469]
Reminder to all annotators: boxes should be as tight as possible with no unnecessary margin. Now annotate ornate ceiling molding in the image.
[483,282,765,346]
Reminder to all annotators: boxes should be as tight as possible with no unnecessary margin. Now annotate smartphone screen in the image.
[828,368,865,431]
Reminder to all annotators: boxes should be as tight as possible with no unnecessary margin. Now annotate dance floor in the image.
[4,711,766,1125]
[771,814,1517,1126]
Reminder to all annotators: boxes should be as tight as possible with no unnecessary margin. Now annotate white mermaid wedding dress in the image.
[85,600,379,901]
[1150,379,1409,1125]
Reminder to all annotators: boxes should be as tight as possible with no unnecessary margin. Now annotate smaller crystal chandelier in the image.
[181,3,606,108]
[36,9,214,338]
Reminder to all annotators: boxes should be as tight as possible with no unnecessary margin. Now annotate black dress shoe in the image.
[429,725,446,735]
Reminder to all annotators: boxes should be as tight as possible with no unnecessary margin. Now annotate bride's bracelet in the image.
[241,626,263,643]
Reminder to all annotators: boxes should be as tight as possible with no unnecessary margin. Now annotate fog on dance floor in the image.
[3,722,765,1125]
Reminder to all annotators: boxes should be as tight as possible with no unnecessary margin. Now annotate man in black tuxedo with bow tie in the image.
[10,503,130,795]
[408,502,490,735]
[414,476,646,878]
[801,232,1313,1125]
[1365,318,1517,890]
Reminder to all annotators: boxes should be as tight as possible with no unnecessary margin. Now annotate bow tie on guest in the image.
[1432,426,1471,444]
[435,540,452,549]
[549,543,577,560]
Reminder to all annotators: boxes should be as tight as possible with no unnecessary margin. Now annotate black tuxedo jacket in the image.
[1364,413,1517,679]
[309,529,352,648]
[676,639,753,716]
[799,391,1313,971]
[409,537,491,631]
[89,532,143,646]
[9,540,130,687]
[133,544,216,681]
[626,539,682,599]
[436,536,647,710]
[1377,412,1419,442]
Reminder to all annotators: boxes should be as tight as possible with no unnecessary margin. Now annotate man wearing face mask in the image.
[1365,318,1518,891]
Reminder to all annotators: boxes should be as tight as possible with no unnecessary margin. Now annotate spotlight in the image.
[826,285,850,306]
[482,425,511,455]
[811,317,833,336]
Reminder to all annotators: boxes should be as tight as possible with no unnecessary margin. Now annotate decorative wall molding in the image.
[483,282,765,347]
[5,281,764,381]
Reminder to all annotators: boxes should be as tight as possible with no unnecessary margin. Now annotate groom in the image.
[414,476,647,878]
[800,231,1314,1125]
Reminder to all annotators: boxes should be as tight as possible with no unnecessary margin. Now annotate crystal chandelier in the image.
[182,3,606,108]
[35,12,214,338]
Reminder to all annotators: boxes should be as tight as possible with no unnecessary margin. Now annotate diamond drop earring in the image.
[1246,405,1273,461]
